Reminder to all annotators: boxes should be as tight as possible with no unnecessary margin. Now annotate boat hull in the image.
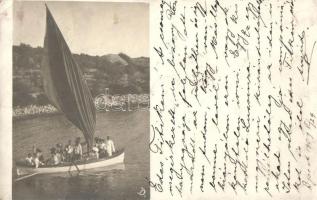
[17,151,124,176]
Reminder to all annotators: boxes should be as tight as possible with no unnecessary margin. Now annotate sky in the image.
[13,1,149,57]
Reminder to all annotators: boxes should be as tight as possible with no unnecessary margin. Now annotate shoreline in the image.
[13,112,62,121]
[14,94,150,121]
[13,107,149,121]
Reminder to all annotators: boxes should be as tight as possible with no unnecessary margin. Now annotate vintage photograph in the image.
[12,1,149,199]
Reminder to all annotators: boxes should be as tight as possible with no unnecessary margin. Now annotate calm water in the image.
[13,111,150,200]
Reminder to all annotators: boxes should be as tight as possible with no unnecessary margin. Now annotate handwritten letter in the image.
[150,0,317,199]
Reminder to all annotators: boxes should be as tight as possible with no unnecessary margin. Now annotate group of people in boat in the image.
[24,136,116,168]
[91,136,116,159]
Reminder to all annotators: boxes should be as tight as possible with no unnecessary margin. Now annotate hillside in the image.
[13,43,149,106]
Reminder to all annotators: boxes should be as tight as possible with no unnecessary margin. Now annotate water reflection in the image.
[14,163,149,200]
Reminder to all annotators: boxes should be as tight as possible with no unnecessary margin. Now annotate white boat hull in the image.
[17,151,124,176]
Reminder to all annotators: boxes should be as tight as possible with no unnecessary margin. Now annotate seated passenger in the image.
[73,137,83,161]
[25,153,34,166]
[98,139,106,157]
[99,139,106,150]
[56,152,62,164]
[56,143,64,163]
[35,148,45,164]
[65,140,73,162]
[48,147,60,166]
[92,145,99,159]
[34,152,44,168]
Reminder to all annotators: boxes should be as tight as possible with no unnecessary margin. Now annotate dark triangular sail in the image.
[42,5,96,149]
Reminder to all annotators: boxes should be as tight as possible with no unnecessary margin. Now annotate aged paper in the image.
[1,0,150,200]
[1,0,317,199]
[0,0,13,199]
[150,0,317,199]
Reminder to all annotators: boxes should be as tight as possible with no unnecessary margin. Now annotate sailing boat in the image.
[16,5,124,176]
